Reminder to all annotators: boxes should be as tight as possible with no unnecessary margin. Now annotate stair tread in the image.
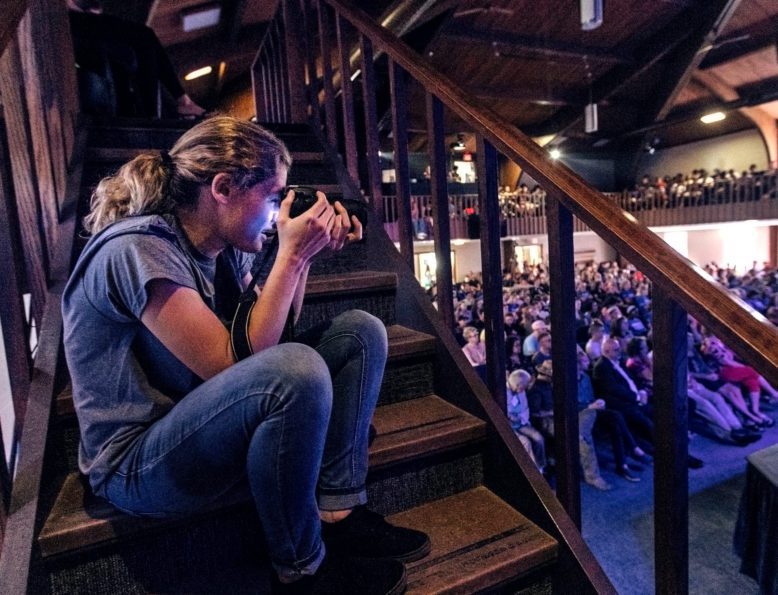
[370,395,486,468]
[40,395,478,557]
[388,487,558,594]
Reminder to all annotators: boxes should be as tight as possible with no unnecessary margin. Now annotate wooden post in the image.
[282,0,308,123]
[652,287,689,595]
[427,93,454,331]
[336,14,359,181]
[300,0,321,131]
[547,193,581,528]
[359,35,383,220]
[0,35,49,324]
[389,59,413,270]
[475,136,507,410]
[316,0,338,147]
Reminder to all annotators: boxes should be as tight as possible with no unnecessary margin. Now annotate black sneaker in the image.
[321,506,431,562]
[271,552,406,595]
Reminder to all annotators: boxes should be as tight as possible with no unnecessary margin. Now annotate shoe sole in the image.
[393,536,432,563]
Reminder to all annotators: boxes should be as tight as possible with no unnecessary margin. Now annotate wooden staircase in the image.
[24,119,593,594]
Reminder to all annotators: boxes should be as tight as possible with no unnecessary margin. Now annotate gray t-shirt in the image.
[62,214,253,490]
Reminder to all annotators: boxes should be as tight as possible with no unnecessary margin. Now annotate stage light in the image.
[184,66,213,81]
[550,148,561,160]
[701,112,726,124]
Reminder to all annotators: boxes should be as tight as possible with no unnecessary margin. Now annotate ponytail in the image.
[83,115,292,235]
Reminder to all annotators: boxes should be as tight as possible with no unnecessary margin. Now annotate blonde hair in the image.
[84,116,292,234]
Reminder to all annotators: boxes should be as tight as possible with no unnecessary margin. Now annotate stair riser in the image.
[380,359,435,405]
[88,128,185,150]
[295,293,396,335]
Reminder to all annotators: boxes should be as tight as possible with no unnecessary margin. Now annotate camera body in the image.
[286,185,368,231]
[287,186,320,218]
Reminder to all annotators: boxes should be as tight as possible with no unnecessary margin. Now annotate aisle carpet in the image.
[580,402,778,594]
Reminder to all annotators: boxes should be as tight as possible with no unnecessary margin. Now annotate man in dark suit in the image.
[592,338,655,453]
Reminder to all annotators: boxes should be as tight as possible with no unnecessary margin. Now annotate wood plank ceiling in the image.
[97,0,778,165]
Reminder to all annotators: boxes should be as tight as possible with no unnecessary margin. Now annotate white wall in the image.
[638,129,769,180]
[0,318,15,466]
[655,223,773,274]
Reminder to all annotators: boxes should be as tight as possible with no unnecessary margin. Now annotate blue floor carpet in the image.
[580,404,778,594]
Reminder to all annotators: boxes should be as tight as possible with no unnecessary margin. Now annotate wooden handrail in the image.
[323,0,778,385]
[0,0,27,57]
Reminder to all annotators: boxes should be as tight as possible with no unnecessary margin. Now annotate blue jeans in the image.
[99,310,388,580]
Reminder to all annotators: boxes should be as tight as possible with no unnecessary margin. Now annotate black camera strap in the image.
[230,233,295,361]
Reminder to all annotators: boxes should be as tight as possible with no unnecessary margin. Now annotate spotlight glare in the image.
[184,66,213,81]
[550,148,561,160]
[700,112,726,124]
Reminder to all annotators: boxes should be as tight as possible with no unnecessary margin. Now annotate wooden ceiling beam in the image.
[522,14,695,138]
[700,16,778,69]
[618,0,742,187]
[444,23,633,66]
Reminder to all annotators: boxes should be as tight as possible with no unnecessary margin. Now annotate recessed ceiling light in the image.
[550,148,561,159]
[700,112,726,124]
[185,66,213,81]
[181,3,221,33]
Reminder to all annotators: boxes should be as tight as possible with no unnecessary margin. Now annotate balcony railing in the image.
[382,170,778,242]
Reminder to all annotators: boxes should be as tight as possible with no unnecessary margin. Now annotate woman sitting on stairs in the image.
[62,115,429,594]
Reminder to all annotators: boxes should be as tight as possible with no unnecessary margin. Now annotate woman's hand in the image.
[327,200,363,251]
[275,190,334,265]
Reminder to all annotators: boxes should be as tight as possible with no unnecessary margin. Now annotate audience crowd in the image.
[451,259,778,490]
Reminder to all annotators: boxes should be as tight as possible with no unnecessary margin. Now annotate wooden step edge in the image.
[386,325,436,360]
[55,323,431,418]
[303,271,397,299]
[369,395,486,469]
[86,147,324,163]
[387,486,559,594]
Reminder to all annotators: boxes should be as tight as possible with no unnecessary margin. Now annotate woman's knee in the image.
[244,343,333,417]
[334,310,388,354]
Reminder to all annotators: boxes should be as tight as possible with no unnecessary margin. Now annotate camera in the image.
[286,185,368,231]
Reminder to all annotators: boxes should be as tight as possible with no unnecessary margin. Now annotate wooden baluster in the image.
[652,287,689,595]
[251,52,267,122]
[336,14,359,181]
[0,119,31,431]
[316,0,338,147]
[475,136,507,409]
[282,0,307,124]
[0,36,48,324]
[360,35,383,220]
[300,0,321,131]
[547,193,581,528]
[427,93,454,330]
[389,59,413,269]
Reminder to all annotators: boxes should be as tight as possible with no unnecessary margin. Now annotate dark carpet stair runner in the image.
[33,120,559,593]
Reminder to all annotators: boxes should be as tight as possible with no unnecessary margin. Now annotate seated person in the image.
[461,326,486,367]
[62,116,428,594]
[585,319,605,361]
[577,347,647,483]
[687,374,760,445]
[522,319,547,358]
[530,331,552,369]
[687,333,764,427]
[506,370,546,473]
[703,336,777,427]
[529,359,613,490]
[625,336,653,394]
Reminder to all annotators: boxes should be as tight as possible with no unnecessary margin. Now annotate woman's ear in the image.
[210,173,233,205]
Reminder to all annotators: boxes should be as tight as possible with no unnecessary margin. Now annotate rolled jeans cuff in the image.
[273,540,326,582]
[318,487,367,511]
